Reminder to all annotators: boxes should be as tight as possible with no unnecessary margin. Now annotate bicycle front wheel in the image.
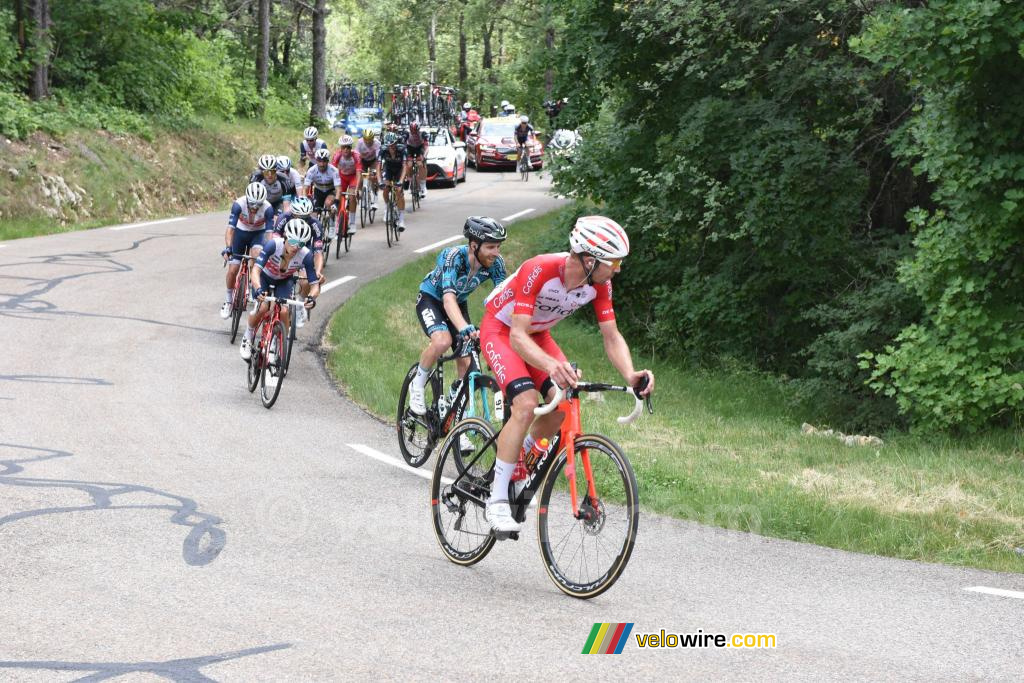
[260,321,287,409]
[229,283,246,345]
[537,434,639,599]
[431,417,497,566]
[386,200,396,248]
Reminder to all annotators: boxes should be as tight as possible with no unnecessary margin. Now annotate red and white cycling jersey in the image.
[483,252,615,333]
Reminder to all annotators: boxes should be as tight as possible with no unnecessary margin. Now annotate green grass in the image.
[327,210,1024,573]
[0,116,300,241]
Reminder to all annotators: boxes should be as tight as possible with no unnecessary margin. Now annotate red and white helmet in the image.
[569,216,629,261]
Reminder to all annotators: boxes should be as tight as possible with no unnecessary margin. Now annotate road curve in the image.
[1,169,1022,680]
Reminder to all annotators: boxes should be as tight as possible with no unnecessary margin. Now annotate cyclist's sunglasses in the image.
[597,257,622,269]
[286,238,305,247]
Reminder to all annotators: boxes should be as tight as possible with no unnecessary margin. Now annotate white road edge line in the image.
[347,442,536,507]
[346,443,447,483]
[321,275,357,293]
[502,208,535,222]
[414,234,462,254]
[110,217,187,231]
[965,586,1024,600]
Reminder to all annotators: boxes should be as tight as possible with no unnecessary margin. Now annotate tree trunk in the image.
[14,0,26,55]
[458,11,467,90]
[29,0,50,100]
[310,0,328,122]
[256,0,270,106]
[427,11,437,83]
[544,27,555,97]
[482,19,495,84]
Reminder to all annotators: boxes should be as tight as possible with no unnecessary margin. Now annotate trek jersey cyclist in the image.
[419,245,507,303]
[481,252,614,395]
[254,236,318,300]
[514,122,534,145]
[298,138,328,166]
[227,196,276,258]
[273,211,325,253]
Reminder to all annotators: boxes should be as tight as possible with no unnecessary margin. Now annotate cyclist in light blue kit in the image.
[408,216,508,416]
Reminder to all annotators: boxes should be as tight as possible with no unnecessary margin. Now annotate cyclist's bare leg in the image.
[418,329,453,372]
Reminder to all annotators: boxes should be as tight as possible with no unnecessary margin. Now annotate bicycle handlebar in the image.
[533,377,654,423]
[258,295,307,308]
[534,384,564,416]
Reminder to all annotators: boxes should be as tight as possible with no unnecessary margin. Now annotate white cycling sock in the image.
[412,364,430,390]
[488,459,516,504]
[225,289,233,303]
[398,209,405,221]
[243,325,254,342]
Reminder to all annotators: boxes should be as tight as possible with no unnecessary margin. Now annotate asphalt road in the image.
[1,168,1022,681]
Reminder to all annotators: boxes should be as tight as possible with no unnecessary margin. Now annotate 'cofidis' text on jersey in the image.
[483,252,615,333]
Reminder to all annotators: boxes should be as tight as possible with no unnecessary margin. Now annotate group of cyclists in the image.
[217,113,654,537]
[219,121,440,361]
[409,214,655,534]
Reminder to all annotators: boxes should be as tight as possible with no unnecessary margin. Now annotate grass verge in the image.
[0,116,300,241]
[327,210,1024,573]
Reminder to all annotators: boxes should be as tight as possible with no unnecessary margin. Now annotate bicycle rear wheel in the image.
[260,321,287,409]
[536,434,639,599]
[431,417,497,566]
[397,364,441,467]
[359,184,369,228]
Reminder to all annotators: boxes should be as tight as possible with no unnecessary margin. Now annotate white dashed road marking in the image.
[414,235,462,253]
[965,586,1024,600]
[321,275,357,293]
[501,208,535,222]
[110,217,187,231]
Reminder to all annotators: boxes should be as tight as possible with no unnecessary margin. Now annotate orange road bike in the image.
[430,373,653,598]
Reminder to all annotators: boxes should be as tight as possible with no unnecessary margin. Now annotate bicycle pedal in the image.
[491,529,520,542]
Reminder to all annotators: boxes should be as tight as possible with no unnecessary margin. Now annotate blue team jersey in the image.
[227,197,276,231]
[419,245,507,303]
[256,237,318,282]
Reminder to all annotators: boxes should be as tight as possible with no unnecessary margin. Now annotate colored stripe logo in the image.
[582,622,634,654]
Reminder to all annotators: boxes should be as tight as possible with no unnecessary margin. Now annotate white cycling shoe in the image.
[485,501,521,535]
[297,307,308,328]
[220,301,232,319]
[408,384,427,415]
[239,339,253,361]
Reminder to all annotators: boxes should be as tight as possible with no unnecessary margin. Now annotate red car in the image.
[467,116,544,170]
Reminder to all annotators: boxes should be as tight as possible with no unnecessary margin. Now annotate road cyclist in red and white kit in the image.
[356,129,381,212]
[220,182,276,320]
[330,134,362,235]
[478,216,655,534]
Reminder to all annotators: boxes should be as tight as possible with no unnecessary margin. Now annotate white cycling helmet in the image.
[314,147,330,162]
[276,155,292,171]
[569,216,630,261]
[245,182,267,205]
[291,197,313,217]
[303,126,319,140]
[500,100,509,108]
[463,102,472,110]
[258,154,277,171]
[337,134,354,147]
[520,115,529,124]
[283,218,312,244]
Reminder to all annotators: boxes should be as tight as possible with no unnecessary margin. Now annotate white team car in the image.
[423,126,468,188]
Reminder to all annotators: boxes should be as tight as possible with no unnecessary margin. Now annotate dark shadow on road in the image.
[0,643,292,681]
[0,444,226,566]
